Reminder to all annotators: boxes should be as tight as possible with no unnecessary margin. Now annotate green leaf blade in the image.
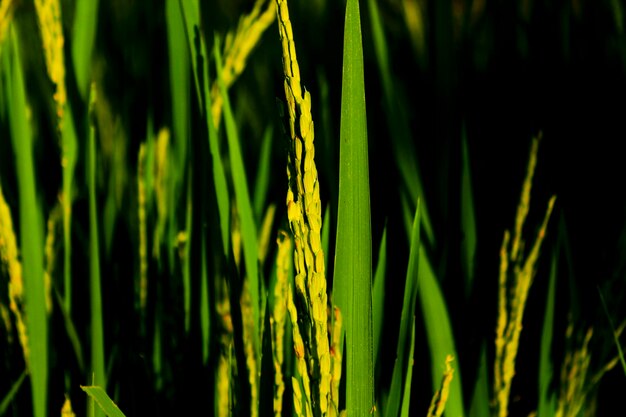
[6,29,48,417]
[80,386,126,417]
[373,225,387,364]
[333,0,374,414]
[538,245,558,417]
[72,0,100,98]
[214,40,260,344]
[385,200,420,417]
[87,85,107,414]
[419,250,465,417]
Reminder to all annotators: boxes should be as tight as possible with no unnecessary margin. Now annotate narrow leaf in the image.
[0,370,27,415]
[537,245,558,417]
[166,0,190,181]
[460,126,476,297]
[419,249,465,417]
[333,0,374,414]
[87,84,107,409]
[468,343,490,417]
[7,28,48,417]
[399,317,416,417]
[61,101,78,314]
[80,386,126,417]
[72,0,100,98]
[214,39,260,343]
[385,200,420,417]
[373,225,387,363]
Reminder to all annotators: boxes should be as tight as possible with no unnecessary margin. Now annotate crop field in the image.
[0,0,625,416]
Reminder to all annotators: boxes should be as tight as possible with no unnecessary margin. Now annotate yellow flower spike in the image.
[216,354,231,417]
[511,134,541,262]
[61,395,76,417]
[493,136,556,417]
[137,143,148,313]
[211,0,276,128]
[258,205,277,265]
[292,377,305,417]
[272,231,292,417]
[288,284,314,416]
[276,0,331,415]
[329,306,343,417]
[0,185,29,366]
[240,280,259,417]
[427,355,455,417]
[555,325,598,417]
[153,128,170,258]
[34,0,66,128]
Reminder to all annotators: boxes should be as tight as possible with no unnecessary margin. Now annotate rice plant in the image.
[1,0,625,416]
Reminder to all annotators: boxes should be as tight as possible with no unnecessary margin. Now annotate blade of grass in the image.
[419,249,465,417]
[61,102,78,315]
[384,200,420,417]
[468,343,490,417]
[87,84,106,414]
[72,0,100,98]
[399,317,416,417]
[538,243,558,417]
[178,0,202,110]
[0,370,27,415]
[333,0,374,414]
[214,38,260,343]
[166,0,190,182]
[204,65,230,257]
[373,224,387,363]
[460,126,476,298]
[7,28,48,417]
[80,386,125,417]
[322,204,331,265]
[201,234,210,364]
[179,0,230,256]
[182,171,192,333]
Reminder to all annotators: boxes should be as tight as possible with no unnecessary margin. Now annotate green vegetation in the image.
[1,0,625,416]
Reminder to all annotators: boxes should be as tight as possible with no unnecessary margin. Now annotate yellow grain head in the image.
[276,0,331,414]
[427,355,455,417]
[153,128,170,257]
[272,230,292,417]
[259,204,277,265]
[0,185,21,298]
[241,280,259,417]
[61,395,76,417]
[34,0,67,127]
[493,135,556,417]
[211,0,276,127]
[329,306,343,417]
[137,143,148,312]
[216,354,231,417]
[0,185,29,365]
